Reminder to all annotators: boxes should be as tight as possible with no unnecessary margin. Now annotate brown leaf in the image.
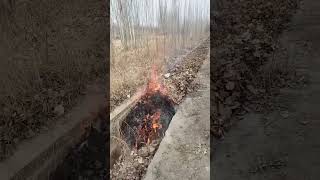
[226,81,235,90]
[221,106,232,120]
[225,96,234,105]
[247,84,257,94]
[54,104,64,116]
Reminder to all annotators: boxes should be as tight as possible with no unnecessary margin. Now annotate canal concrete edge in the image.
[144,53,210,180]
[0,85,105,180]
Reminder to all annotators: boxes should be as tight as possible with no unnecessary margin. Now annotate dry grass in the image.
[110,34,204,110]
[111,35,166,110]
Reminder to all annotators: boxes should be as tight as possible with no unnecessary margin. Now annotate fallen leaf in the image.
[226,81,235,90]
[54,104,64,116]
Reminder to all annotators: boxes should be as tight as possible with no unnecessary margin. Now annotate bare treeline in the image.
[111,0,210,53]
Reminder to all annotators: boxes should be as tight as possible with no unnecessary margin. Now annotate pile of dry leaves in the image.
[211,0,300,137]
[163,39,210,104]
[111,140,160,180]
[0,0,107,161]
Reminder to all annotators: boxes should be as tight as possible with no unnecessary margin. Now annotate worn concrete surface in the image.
[144,54,210,180]
[213,1,320,180]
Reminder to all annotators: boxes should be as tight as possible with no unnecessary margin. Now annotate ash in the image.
[121,91,175,149]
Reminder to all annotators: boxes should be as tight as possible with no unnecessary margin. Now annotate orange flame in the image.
[135,65,168,148]
[145,65,167,96]
[151,111,162,133]
[135,109,162,147]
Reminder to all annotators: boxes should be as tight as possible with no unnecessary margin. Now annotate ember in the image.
[121,66,175,149]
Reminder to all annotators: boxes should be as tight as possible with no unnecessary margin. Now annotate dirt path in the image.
[213,0,320,180]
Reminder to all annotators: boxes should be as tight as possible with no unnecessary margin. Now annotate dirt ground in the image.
[211,0,300,138]
[213,0,320,179]
[0,0,107,161]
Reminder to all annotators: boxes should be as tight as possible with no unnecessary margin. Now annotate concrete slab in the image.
[144,54,210,180]
[110,90,142,167]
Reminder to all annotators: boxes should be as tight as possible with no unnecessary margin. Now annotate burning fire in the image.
[145,65,167,96]
[135,65,167,148]
[151,111,162,132]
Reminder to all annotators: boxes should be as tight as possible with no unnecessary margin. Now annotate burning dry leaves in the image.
[111,39,209,179]
[111,67,176,179]
[120,67,176,149]
[211,0,300,138]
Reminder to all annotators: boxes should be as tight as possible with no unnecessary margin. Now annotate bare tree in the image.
[111,0,209,54]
